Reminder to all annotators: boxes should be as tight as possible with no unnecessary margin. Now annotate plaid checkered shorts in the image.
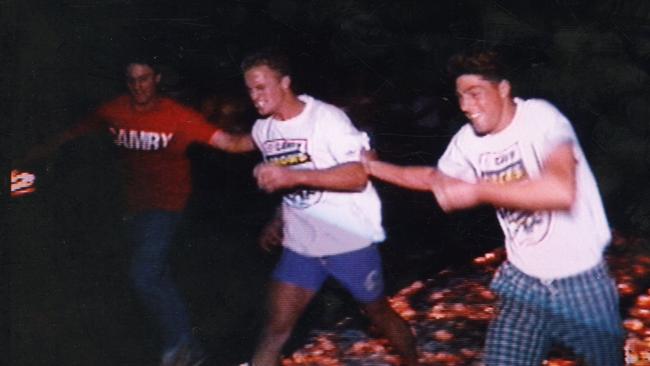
[485,260,624,366]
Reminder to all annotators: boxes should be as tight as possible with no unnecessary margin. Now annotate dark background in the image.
[3,1,650,365]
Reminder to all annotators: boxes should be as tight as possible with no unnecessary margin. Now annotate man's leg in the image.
[327,244,419,365]
[363,298,419,366]
[126,211,194,354]
[551,262,624,366]
[485,295,549,366]
[252,247,327,366]
[251,281,316,366]
[485,263,550,366]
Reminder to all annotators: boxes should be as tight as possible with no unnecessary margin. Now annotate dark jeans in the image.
[126,210,193,353]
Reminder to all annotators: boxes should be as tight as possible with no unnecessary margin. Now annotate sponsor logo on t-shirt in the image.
[364,269,380,293]
[262,138,322,209]
[109,128,174,151]
[479,143,550,246]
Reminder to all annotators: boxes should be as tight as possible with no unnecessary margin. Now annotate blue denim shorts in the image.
[272,244,384,303]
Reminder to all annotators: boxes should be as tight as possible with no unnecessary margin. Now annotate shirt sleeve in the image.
[437,133,478,183]
[251,119,265,153]
[325,109,369,164]
[176,105,220,144]
[537,101,578,158]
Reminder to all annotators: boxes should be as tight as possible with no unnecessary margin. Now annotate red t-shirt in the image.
[77,95,219,213]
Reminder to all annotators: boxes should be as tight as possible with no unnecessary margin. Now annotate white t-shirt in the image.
[252,95,386,257]
[438,98,611,279]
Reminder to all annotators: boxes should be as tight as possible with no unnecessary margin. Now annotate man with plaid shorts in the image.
[364,49,624,365]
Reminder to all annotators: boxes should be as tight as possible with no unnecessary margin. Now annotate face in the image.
[244,64,291,118]
[456,74,512,135]
[126,63,160,106]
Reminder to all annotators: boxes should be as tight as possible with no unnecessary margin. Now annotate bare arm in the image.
[254,162,368,193]
[258,205,283,252]
[19,115,102,166]
[208,130,256,153]
[434,143,577,212]
[366,160,438,191]
[22,131,74,164]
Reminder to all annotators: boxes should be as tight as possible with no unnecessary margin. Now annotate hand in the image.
[253,163,297,193]
[431,174,481,212]
[360,149,378,174]
[259,216,283,252]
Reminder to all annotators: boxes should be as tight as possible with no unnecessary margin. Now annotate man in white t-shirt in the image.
[236,49,419,366]
[365,50,623,365]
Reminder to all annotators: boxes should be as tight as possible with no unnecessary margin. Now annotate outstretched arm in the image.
[361,149,438,191]
[208,130,257,153]
[433,143,577,212]
[258,206,283,252]
[254,162,368,193]
[18,115,102,166]
[365,159,438,191]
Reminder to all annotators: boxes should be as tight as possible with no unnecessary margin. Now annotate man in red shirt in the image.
[28,57,253,366]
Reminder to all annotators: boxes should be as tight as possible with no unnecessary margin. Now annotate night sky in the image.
[4,0,650,365]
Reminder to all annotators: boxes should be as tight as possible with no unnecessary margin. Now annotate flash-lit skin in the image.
[455,74,515,136]
[125,63,161,111]
[244,65,305,121]
[207,64,302,154]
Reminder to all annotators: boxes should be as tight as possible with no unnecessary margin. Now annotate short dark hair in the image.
[124,54,162,75]
[240,48,292,77]
[447,49,509,83]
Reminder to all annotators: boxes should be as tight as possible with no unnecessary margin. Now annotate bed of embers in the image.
[281,231,650,365]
